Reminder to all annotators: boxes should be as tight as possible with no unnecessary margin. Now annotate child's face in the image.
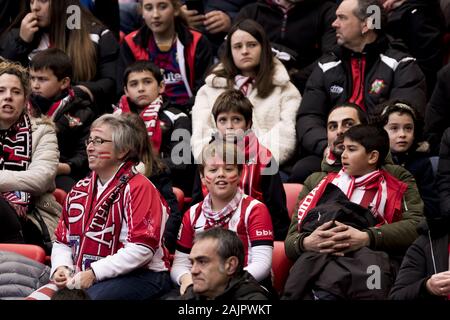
[216,111,250,142]
[384,112,414,153]
[124,70,163,108]
[341,137,378,177]
[142,0,178,36]
[30,68,69,100]
[201,157,240,203]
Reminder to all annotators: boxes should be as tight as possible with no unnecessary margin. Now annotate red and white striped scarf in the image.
[202,188,243,229]
[115,95,163,153]
[234,75,255,97]
[0,113,32,219]
[56,161,136,271]
[46,89,75,119]
[297,169,389,230]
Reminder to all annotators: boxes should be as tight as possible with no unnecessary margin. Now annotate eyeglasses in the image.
[85,137,113,146]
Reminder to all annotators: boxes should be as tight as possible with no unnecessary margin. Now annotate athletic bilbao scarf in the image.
[234,75,255,97]
[64,161,136,271]
[297,169,390,231]
[202,188,243,229]
[116,95,163,153]
[0,113,32,218]
[29,89,75,119]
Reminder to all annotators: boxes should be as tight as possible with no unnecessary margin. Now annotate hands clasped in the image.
[303,220,370,256]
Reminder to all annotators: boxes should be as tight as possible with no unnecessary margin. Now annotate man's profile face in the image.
[327,107,361,157]
[332,0,366,50]
[189,238,230,299]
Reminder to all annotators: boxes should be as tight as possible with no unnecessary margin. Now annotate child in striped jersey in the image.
[171,141,274,296]
[191,89,290,240]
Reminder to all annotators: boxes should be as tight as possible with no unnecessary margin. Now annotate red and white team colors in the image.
[178,195,273,259]
[52,165,170,281]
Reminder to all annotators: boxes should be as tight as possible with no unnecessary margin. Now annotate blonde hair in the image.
[199,141,243,176]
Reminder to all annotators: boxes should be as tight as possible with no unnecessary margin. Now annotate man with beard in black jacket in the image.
[291,0,426,183]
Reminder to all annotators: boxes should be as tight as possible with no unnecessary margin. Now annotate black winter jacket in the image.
[392,151,439,221]
[30,91,96,181]
[424,64,450,155]
[385,0,445,96]
[149,166,182,254]
[236,0,337,93]
[0,24,119,115]
[437,127,450,219]
[389,223,449,300]
[390,127,450,300]
[181,271,270,300]
[296,35,426,158]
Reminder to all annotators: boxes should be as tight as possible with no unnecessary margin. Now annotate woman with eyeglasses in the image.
[0,60,60,250]
[47,113,172,300]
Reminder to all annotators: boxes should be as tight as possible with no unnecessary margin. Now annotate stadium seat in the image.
[0,243,46,264]
[271,241,293,295]
[172,187,184,212]
[53,188,67,206]
[283,183,303,219]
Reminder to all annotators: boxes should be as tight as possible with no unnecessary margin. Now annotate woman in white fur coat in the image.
[191,19,301,166]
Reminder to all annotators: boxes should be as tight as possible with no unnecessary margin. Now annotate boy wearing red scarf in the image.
[284,125,424,299]
[286,124,424,258]
[29,48,96,192]
[114,60,193,194]
[191,89,290,240]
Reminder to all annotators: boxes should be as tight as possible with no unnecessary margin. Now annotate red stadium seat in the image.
[172,187,184,212]
[271,241,293,295]
[0,243,46,264]
[53,188,67,206]
[283,183,303,219]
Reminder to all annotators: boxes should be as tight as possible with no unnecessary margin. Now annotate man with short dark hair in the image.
[180,228,271,300]
[290,103,367,182]
[294,0,426,182]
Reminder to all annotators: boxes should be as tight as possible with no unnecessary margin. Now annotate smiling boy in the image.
[171,141,274,295]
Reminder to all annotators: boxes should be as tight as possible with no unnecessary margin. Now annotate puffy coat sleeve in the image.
[389,57,427,118]
[191,84,217,161]
[0,120,59,195]
[78,28,119,111]
[366,165,424,252]
[436,128,450,217]
[389,236,438,300]
[0,28,34,66]
[425,64,450,155]
[258,82,301,165]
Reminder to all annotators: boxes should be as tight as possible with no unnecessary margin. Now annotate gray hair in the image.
[91,114,143,163]
[194,228,245,274]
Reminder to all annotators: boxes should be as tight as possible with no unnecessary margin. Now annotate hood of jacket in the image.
[205,57,290,89]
